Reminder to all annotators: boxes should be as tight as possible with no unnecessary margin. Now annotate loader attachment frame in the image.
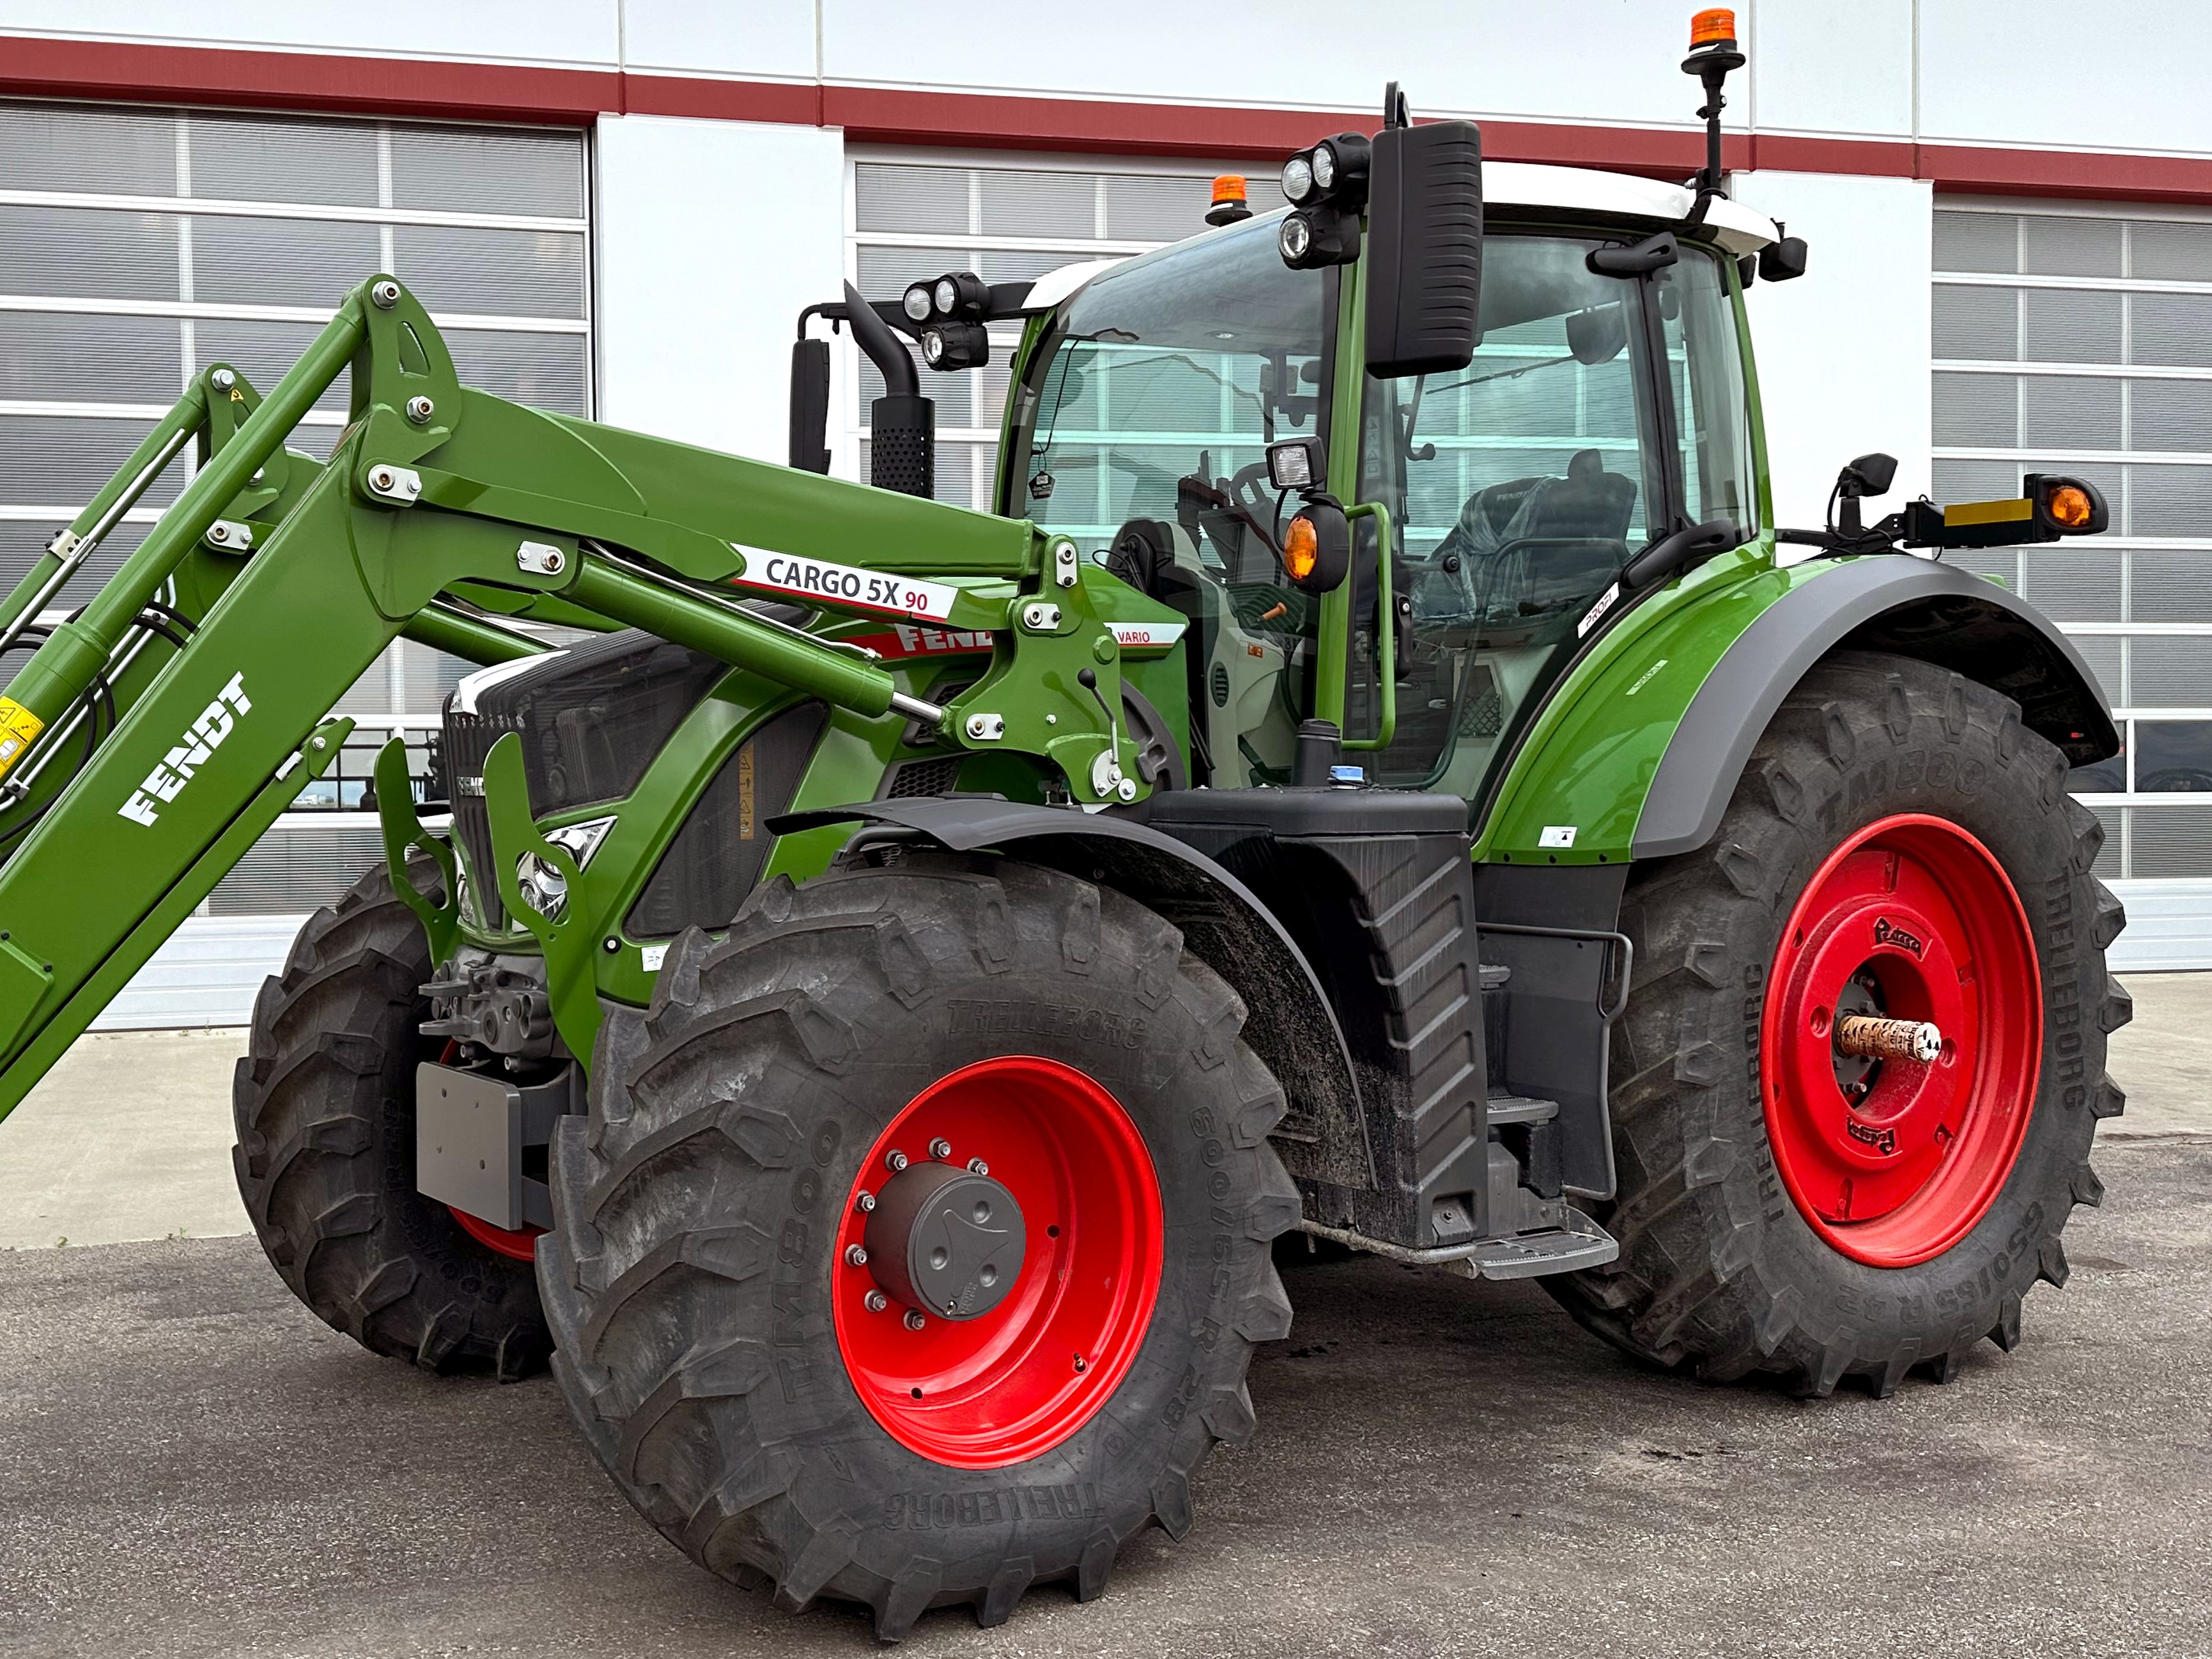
[0,276,1140,1119]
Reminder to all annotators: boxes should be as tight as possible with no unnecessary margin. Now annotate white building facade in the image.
[2,0,2209,1022]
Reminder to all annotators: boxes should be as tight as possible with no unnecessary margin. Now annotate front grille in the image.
[442,629,729,927]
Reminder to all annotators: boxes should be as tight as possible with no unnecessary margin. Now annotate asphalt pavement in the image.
[1,1137,2207,1658]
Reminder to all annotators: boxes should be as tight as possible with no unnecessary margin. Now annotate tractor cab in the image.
[996,169,1781,804]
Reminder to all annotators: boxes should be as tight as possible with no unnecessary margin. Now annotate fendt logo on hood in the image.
[117,672,252,828]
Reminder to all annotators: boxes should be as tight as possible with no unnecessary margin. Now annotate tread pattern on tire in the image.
[233,861,550,1378]
[536,853,1297,1639]
[1547,652,2130,1396]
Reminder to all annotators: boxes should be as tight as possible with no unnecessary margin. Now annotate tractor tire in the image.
[233,860,552,1378]
[1547,651,2131,1395]
[536,852,1298,1640]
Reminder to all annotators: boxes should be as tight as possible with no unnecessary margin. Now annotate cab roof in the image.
[1020,161,1781,313]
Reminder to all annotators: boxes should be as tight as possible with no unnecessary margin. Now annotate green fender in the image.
[1473,540,2115,867]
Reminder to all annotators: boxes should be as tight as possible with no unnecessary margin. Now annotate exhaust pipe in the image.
[843,281,934,500]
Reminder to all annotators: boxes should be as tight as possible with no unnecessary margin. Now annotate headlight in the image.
[922,330,946,368]
[1281,153,1314,204]
[1279,213,1313,262]
[1311,144,1336,191]
[514,851,569,921]
[933,276,959,316]
[902,283,933,322]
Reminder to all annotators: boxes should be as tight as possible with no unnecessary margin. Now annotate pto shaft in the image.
[1835,1015,1942,1064]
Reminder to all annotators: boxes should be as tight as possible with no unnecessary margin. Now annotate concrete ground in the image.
[0,978,2208,1655]
[0,1140,2204,1658]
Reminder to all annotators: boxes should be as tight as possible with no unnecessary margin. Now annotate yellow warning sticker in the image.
[1944,497,2034,527]
[0,698,42,780]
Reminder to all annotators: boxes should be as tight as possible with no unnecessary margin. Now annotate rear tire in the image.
[232,861,552,1378]
[536,853,1298,1639]
[1547,652,2131,1394]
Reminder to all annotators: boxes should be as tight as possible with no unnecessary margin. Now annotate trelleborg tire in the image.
[232,860,552,1378]
[536,852,1298,1640]
[1546,651,2131,1395]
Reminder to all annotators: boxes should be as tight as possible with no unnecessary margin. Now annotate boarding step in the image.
[1466,1212,1619,1280]
[1485,1093,1558,1125]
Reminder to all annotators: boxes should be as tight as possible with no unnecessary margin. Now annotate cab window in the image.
[1354,234,1756,803]
[1007,212,1333,785]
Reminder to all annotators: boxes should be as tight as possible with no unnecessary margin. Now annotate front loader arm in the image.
[0,275,1136,1120]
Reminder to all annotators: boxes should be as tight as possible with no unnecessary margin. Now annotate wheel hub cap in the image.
[1762,813,2041,1268]
[865,1160,1026,1320]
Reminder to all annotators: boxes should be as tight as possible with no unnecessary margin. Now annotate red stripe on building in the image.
[6,32,2212,204]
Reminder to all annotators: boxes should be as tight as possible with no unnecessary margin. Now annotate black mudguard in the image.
[1634,556,2117,859]
[770,796,1377,1198]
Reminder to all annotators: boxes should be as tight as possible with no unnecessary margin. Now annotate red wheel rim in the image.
[1762,813,2041,1267]
[448,1204,543,1262]
[433,1040,543,1263]
[833,1056,1164,1469]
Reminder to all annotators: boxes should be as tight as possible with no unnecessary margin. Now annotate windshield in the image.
[1005,213,1334,786]
[1354,233,1756,801]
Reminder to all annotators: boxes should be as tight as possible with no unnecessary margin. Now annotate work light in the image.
[929,271,993,320]
[902,283,933,322]
[1281,153,1315,204]
[921,322,989,371]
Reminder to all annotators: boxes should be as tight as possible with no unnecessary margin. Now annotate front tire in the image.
[1549,652,2131,1394]
[536,853,1298,1639]
[232,861,552,1378]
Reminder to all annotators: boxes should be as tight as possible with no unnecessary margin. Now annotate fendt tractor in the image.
[0,12,2131,1640]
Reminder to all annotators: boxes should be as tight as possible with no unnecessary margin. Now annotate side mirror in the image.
[1364,118,1484,379]
[789,337,831,474]
[1759,236,1809,282]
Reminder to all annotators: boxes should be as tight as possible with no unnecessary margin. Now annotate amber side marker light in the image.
[1283,514,1320,583]
[2047,483,2096,529]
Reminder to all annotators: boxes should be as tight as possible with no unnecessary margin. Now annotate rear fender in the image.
[770,797,1373,1191]
[1473,548,2113,864]
[1633,557,2114,858]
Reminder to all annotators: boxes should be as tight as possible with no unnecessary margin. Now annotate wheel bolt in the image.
[865,1290,888,1313]
[929,1137,952,1160]
[904,1309,927,1331]
[845,1244,869,1267]
[887,1150,909,1173]
[1073,1355,1088,1373]
[967,1157,989,1176]
[856,1190,876,1212]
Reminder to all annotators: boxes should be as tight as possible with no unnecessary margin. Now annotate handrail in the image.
[1341,499,1397,752]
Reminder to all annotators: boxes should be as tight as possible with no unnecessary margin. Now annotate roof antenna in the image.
[1382,81,1411,130]
[1680,8,1745,228]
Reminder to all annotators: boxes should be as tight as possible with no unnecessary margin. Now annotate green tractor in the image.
[0,17,2129,1641]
